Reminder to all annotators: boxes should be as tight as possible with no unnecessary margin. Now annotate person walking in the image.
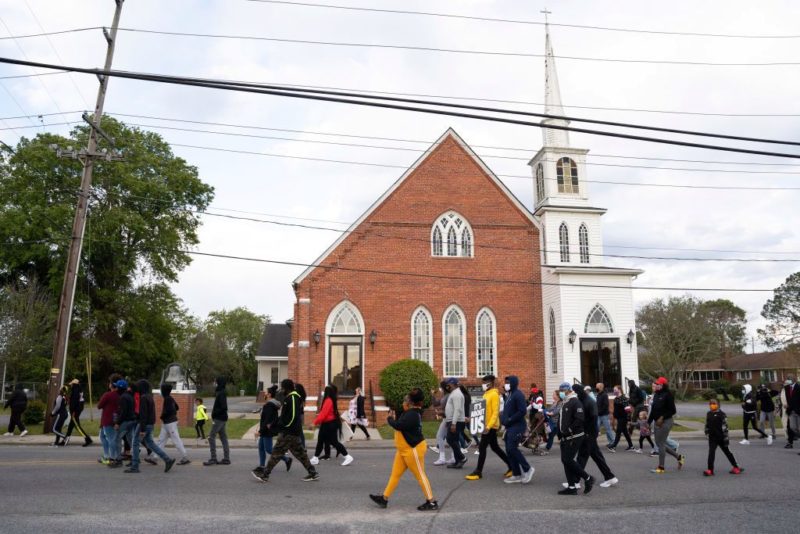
[64,379,92,446]
[557,382,593,495]
[636,410,655,453]
[310,385,353,466]
[194,398,208,440]
[257,379,318,482]
[780,376,796,448]
[756,383,777,442]
[595,383,615,445]
[51,386,69,446]
[627,379,646,436]
[465,375,512,481]
[431,382,455,466]
[575,384,618,488]
[545,390,562,452]
[500,376,534,484]
[112,379,137,469]
[648,377,684,473]
[784,377,800,450]
[347,387,370,440]
[96,375,121,464]
[149,383,190,466]
[125,380,175,474]
[370,388,438,511]
[252,385,291,480]
[443,378,467,469]
[295,383,308,450]
[703,398,742,476]
[4,384,28,437]
[204,376,231,466]
[608,385,634,452]
[739,384,768,445]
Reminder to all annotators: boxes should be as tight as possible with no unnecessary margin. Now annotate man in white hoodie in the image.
[444,378,467,469]
[739,384,768,445]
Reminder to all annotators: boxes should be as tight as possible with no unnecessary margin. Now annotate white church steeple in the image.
[542,21,570,148]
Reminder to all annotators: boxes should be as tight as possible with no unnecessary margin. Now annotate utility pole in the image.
[44,0,125,432]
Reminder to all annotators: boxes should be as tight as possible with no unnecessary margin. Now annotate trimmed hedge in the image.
[378,359,439,411]
[23,400,45,425]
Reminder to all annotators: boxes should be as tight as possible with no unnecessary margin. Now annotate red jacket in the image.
[97,390,120,427]
[313,397,336,426]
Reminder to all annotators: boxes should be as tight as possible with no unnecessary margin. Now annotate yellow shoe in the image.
[504,470,513,478]
[465,472,482,480]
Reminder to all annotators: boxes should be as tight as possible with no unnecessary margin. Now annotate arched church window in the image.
[431,211,474,258]
[559,222,570,263]
[579,223,590,264]
[476,308,496,376]
[411,307,432,365]
[443,306,466,376]
[549,308,558,374]
[329,302,363,334]
[585,304,613,334]
[535,163,545,204]
[556,157,579,194]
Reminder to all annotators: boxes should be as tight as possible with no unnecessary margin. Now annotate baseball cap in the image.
[655,377,668,386]
[115,379,128,389]
[445,377,459,385]
[559,381,572,390]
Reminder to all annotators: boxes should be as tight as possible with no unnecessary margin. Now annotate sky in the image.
[1,0,798,352]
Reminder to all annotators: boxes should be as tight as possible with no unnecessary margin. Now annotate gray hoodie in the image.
[445,386,465,423]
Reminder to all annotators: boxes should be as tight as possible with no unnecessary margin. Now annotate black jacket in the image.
[278,390,304,436]
[4,387,27,411]
[788,384,800,414]
[741,390,757,414]
[388,408,424,447]
[259,399,281,437]
[212,376,228,421]
[613,394,629,422]
[558,395,585,438]
[579,391,599,437]
[628,380,645,407]
[356,395,366,419]
[756,388,775,413]
[69,384,85,414]
[705,409,730,444]
[648,388,676,424]
[116,390,137,424]
[160,383,178,424]
[137,380,157,427]
[596,390,610,416]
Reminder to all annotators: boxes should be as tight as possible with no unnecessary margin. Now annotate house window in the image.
[556,157,579,194]
[432,211,474,257]
[549,308,558,374]
[761,370,776,383]
[690,370,722,389]
[535,163,545,204]
[559,222,570,262]
[443,306,466,377]
[585,304,613,334]
[736,370,752,381]
[411,307,432,366]
[579,223,589,264]
[476,308,496,377]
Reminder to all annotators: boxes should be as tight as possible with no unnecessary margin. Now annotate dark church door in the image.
[580,339,621,389]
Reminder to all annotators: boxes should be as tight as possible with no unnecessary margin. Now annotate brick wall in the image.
[153,391,196,428]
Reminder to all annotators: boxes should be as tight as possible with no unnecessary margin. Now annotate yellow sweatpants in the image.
[383,440,434,501]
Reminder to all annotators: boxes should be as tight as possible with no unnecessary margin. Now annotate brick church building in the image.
[286,26,641,421]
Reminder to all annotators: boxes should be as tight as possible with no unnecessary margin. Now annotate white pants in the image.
[151,422,187,459]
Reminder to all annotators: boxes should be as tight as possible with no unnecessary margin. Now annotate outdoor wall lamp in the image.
[568,329,577,347]
[369,329,377,347]
[313,329,321,347]
[626,329,635,346]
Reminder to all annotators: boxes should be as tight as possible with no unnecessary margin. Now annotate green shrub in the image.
[700,389,717,401]
[379,360,439,411]
[729,384,743,400]
[23,400,45,425]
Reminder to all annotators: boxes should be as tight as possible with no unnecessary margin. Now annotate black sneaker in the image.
[219,459,231,465]
[303,471,320,482]
[124,467,140,473]
[558,487,578,495]
[83,438,93,447]
[178,458,191,466]
[369,494,388,508]
[108,460,122,468]
[447,459,466,469]
[784,443,793,449]
[607,446,616,453]
[164,458,176,473]
[252,468,265,482]
[584,475,595,494]
[285,458,293,472]
[144,458,157,466]
[203,459,218,466]
[417,500,439,511]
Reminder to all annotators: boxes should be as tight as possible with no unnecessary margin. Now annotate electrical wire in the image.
[0,26,99,40]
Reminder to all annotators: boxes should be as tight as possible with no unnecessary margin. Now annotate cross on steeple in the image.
[540,8,552,25]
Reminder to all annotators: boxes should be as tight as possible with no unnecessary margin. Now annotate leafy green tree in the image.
[0,278,52,384]
[699,298,748,355]
[759,272,800,350]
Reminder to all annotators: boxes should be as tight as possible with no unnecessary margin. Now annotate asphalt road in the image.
[0,439,796,533]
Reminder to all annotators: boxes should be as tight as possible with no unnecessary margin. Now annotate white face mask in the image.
[504,384,511,392]
[481,383,489,391]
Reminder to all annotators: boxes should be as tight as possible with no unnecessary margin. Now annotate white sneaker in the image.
[461,448,469,456]
[474,450,480,455]
[739,439,750,445]
[600,477,619,488]
[310,456,319,465]
[429,446,439,454]
[767,435,773,445]
[341,454,354,466]
[2,432,12,437]
[19,430,27,437]
[561,481,582,489]
[521,466,535,484]
[503,476,522,484]
[433,459,448,466]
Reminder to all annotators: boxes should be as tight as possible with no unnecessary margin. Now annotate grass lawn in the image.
[378,420,442,440]
[676,416,782,432]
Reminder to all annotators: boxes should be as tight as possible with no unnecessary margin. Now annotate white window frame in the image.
[431,211,474,258]
[585,303,614,334]
[761,369,776,383]
[442,305,467,377]
[535,163,545,204]
[578,223,589,264]
[556,157,579,194]
[559,222,570,263]
[736,370,752,381]
[410,306,433,366]
[327,300,364,334]
[549,308,558,374]
[475,307,497,377]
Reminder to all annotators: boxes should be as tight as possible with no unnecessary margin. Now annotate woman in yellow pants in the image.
[370,388,438,511]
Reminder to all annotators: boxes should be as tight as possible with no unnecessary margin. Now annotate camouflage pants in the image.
[264,433,315,475]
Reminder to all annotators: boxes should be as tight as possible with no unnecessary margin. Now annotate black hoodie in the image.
[137,379,157,428]
[212,376,228,421]
[648,386,676,424]
[69,383,85,414]
[116,387,136,424]
[4,385,27,411]
[160,383,178,424]
[705,409,730,443]
[259,398,281,437]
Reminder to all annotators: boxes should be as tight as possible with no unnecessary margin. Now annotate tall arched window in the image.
[559,222,570,263]
[476,308,496,376]
[585,304,613,333]
[549,308,558,374]
[535,163,545,204]
[431,211,474,257]
[556,157,579,194]
[443,306,466,376]
[329,301,363,334]
[579,223,589,264]
[411,307,432,365]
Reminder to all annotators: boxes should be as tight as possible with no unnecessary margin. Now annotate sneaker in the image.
[310,456,320,466]
[558,487,578,495]
[583,475,595,494]
[144,458,158,466]
[650,467,665,474]
[108,460,122,469]
[429,446,439,454]
[219,459,231,465]
[164,458,176,473]
[447,460,466,469]
[677,455,685,470]
[474,450,480,455]
[20,430,28,437]
[633,448,642,454]
[369,494,388,508]
[341,454,354,466]
[2,432,12,437]
[203,459,218,466]
[465,472,482,480]
[285,458,293,472]
[504,470,513,478]
[625,446,635,452]
[178,458,191,466]
[600,477,619,488]
[433,459,448,466]
[83,438,93,447]
[417,500,439,511]
[703,469,714,476]
[738,439,750,445]
[785,443,793,449]
[607,446,616,453]
[521,466,535,484]
[252,469,265,482]
[562,481,582,489]
[124,467,140,473]
[303,472,320,482]
[729,467,743,475]
[767,435,773,445]
[503,476,522,484]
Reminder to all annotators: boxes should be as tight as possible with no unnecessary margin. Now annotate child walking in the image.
[704,398,742,476]
[636,410,654,452]
[194,398,208,440]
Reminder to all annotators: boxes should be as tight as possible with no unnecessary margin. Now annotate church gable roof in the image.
[293,128,538,285]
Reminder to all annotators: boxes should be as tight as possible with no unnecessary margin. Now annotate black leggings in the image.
[195,420,206,438]
[314,421,348,458]
[611,418,632,448]
[708,439,737,471]
[475,428,510,474]
[65,411,89,440]
[743,413,766,440]
[350,423,369,438]
[639,435,654,449]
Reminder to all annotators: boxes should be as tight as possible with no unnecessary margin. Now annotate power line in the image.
[0,26,99,40]
[0,121,78,131]
[245,0,800,40]
[0,70,69,80]
[116,26,800,67]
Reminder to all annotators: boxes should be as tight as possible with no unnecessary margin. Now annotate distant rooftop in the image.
[256,323,291,357]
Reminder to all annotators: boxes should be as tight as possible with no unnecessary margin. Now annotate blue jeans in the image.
[258,435,288,467]
[101,425,114,459]
[115,420,137,460]
[131,424,170,469]
[598,415,615,444]
[504,428,531,476]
